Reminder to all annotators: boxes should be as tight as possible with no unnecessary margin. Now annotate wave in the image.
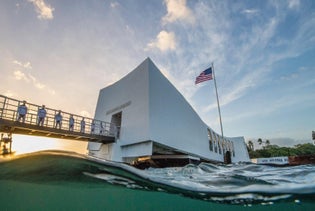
[1,150,315,205]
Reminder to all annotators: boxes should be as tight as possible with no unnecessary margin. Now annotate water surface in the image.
[0,150,314,210]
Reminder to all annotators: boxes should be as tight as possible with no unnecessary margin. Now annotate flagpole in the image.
[212,63,224,137]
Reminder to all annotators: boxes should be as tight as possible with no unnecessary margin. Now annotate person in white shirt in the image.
[37,105,46,126]
[69,114,74,131]
[17,100,27,123]
[80,117,85,133]
[91,120,95,134]
[55,110,62,129]
[100,122,105,134]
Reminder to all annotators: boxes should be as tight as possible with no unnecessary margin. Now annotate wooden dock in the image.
[0,94,117,155]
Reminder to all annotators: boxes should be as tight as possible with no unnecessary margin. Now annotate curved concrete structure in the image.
[88,58,250,166]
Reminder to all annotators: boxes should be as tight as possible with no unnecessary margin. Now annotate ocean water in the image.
[0,151,315,210]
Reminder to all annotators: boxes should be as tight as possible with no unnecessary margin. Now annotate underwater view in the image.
[1,150,315,210]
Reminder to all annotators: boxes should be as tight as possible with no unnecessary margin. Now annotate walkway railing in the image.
[0,94,117,138]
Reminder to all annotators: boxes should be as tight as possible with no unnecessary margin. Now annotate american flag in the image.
[195,67,213,84]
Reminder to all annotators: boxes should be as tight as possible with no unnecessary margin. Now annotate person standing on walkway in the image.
[17,100,27,123]
[69,114,74,131]
[80,117,85,133]
[100,122,105,134]
[55,110,62,129]
[37,105,46,126]
[91,120,95,134]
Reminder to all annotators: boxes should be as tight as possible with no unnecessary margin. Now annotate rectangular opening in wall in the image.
[111,111,122,138]
[208,128,213,151]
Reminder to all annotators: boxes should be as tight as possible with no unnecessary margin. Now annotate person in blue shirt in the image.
[69,114,74,131]
[80,117,85,133]
[55,110,63,129]
[17,100,27,123]
[91,120,96,134]
[37,105,46,126]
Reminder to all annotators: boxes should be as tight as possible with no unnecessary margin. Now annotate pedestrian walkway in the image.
[0,94,117,145]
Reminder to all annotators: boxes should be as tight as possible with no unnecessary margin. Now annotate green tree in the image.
[248,143,315,159]
[294,143,315,155]
[265,139,270,146]
[247,140,254,151]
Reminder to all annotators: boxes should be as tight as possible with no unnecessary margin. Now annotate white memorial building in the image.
[88,58,250,168]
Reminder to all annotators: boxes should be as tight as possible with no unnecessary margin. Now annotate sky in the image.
[0,0,315,150]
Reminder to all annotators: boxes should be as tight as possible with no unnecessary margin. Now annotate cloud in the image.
[201,74,257,113]
[3,90,16,98]
[13,60,32,69]
[162,0,195,24]
[241,9,259,14]
[80,110,92,118]
[147,30,176,51]
[14,70,29,81]
[14,70,45,89]
[179,1,312,121]
[28,74,46,89]
[241,9,260,19]
[12,59,51,90]
[223,89,315,128]
[110,2,119,8]
[28,0,54,20]
[280,73,298,81]
[288,0,300,9]
[203,15,280,110]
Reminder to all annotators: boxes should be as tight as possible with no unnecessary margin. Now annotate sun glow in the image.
[11,135,87,155]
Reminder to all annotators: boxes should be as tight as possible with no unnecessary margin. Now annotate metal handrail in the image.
[0,94,117,137]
